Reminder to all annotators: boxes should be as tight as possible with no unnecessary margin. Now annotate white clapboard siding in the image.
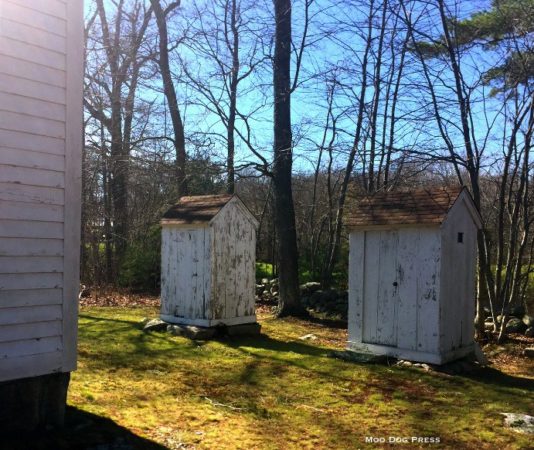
[0,2,67,36]
[0,321,62,343]
[1,201,64,222]
[0,352,63,383]
[0,273,63,290]
[6,0,67,22]
[0,0,83,382]
[0,55,66,91]
[0,19,66,53]
[161,196,258,327]
[0,256,63,274]
[0,166,64,188]
[0,110,65,139]
[0,130,65,155]
[0,183,64,205]
[0,238,63,257]
[0,147,65,172]
[0,289,63,309]
[0,220,64,239]
[0,57,66,91]
[0,73,66,104]
[0,36,66,69]
[0,305,62,326]
[0,336,62,358]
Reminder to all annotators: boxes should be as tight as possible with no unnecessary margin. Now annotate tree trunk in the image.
[109,83,128,260]
[226,0,239,194]
[272,0,304,316]
[151,0,188,197]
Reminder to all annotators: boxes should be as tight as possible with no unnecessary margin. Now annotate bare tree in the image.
[181,0,269,193]
[150,0,188,196]
[84,0,154,269]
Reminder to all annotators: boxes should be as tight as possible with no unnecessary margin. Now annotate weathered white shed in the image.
[0,0,84,429]
[161,194,259,328]
[346,187,482,364]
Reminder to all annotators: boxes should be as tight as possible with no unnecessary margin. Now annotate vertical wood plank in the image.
[348,232,365,344]
[463,221,477,347]
[396,228,419,350]
[234,214,246,318]
[161,227,172,315]
[179,230,191,318]
[211,219,225,320]
[193,229,203,320]
[247,225,257,317]
[375,230,398,346]
[439,196,478,353]
[175,230,183,317]
[188,230,196,318]
[203,227,212,320]
[223,206,236,319]
[417,228,441,353]
[362,230,380,344]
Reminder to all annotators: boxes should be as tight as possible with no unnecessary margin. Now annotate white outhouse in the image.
[346,187,482,364]
[0,0,83,429]
[161,194,259,328]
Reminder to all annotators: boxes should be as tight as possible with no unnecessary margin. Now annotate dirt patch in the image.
[79,288,160,308]
[484,334,534,379]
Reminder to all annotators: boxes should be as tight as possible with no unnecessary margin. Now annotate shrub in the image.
[118,225,161,292]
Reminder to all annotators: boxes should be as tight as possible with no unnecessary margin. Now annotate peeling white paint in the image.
[348,191,480,364]
[161,198,257,327]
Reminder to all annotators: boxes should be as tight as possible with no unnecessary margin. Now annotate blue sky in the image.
[85,0,514,178]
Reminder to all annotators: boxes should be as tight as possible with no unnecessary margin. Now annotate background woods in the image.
[82,0,534,334]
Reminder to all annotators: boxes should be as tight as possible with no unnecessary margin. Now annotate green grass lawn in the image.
[65,306,534,450]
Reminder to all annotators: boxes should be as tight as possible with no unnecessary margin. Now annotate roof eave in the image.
[346,222,442,231]
[160,219,210,227]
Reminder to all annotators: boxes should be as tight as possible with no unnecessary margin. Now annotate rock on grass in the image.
[501,413,534,434]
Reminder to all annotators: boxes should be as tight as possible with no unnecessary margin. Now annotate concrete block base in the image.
[0,372,70,432]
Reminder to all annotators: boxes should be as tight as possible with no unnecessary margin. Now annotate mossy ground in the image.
[63,306,534,449]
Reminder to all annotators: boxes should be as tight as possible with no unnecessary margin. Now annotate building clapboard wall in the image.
[0,0,83,383]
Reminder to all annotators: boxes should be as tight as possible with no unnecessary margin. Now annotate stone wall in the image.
[256,279,348,320]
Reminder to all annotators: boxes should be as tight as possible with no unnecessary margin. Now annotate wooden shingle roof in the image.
[162,194,234,224]
[346,187,466,228]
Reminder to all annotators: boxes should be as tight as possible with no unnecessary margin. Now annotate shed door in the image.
[362,230,399,346]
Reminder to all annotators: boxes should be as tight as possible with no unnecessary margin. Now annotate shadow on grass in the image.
[0,406,167,450]
[464,366,534,391]
[223,334,534,396]
[222,333,328,357]
[305,315,348,329]
[80,312,534,393]
[80,313,142,327]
